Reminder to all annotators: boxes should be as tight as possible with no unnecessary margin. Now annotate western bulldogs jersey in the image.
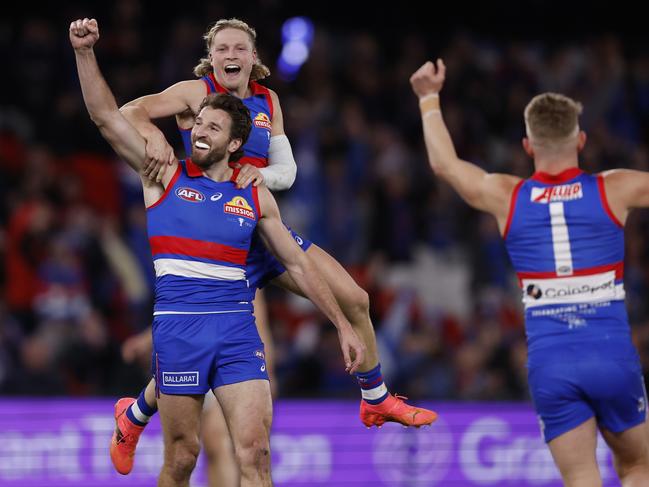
[147,160,261,313]
[178,73,313,290]
[180,74,273,166]
[504,168,634,361]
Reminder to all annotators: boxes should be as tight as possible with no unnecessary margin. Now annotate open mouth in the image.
[194,141,210,150]
[224,64,242,75]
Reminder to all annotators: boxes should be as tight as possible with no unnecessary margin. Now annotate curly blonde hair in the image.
[193,18,271,81]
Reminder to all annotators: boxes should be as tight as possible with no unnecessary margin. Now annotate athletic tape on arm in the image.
[259,135,297,191]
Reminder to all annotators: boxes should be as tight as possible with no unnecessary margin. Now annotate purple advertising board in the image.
[0,400,619,486]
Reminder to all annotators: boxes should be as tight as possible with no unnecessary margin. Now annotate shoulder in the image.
[267,88,281,105]
[484,173,524,194]
[256,184,278,215]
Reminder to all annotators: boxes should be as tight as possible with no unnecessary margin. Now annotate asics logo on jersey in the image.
[531,182,583,204]
[210,193,223,201]
[176,187,205,203]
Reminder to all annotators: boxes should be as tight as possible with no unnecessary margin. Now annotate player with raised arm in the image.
[410,59,649,487]
[70,18,365,486]
[110,17,438,481]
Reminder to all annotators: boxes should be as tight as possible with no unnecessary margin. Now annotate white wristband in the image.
[419,93,439,103]
[423,109,442,118]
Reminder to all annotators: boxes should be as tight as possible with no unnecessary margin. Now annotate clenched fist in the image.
[69,18,99,50]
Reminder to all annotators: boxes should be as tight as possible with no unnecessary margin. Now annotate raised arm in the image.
[119,80,206,182]
[600,169,649,226]
[70,18,146,172]
[409,60,520,232]
[255,185,365,373]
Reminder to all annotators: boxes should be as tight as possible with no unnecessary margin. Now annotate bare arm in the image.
[601,169,649,225]
[70,19,146,171]
[410,60,520,232]
[256,186,365,372]
[119,80,206,182]
[120,80,206,137]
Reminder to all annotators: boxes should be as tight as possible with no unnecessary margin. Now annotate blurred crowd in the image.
[1,1,649,402]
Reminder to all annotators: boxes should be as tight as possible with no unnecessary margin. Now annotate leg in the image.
[201,288,274,487]
[601,419,649,486]
[157,393,204,487]
[213,380,273,487]
[272,243,377,371]
[272,243,436,427]
[547,418,602,487]
[110,378,157,474]
[201,392,238,487]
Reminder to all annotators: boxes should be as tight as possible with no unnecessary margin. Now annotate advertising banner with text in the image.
[0,400,619,486]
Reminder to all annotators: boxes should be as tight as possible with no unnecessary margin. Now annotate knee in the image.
[344,285,370,321]
[166,440,200,480]
[616,453,649,479]
[235,435,271,473]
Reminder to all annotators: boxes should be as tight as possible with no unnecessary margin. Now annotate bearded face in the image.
[190,107,235,168]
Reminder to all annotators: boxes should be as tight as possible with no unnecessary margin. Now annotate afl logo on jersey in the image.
[224,196,255,219]
[175,187,205,203]
[253,112,272,131]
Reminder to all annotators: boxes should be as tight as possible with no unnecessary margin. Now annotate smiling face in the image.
[190,107,241,168]
[209,27,256,95]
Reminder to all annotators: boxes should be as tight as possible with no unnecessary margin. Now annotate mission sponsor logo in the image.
[224,196,255,219]
[175,187,205,203]
[531,182,583,204]
[162,371,199,387]
[253,112,272,131]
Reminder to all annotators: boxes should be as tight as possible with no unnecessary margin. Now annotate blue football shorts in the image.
[528,355,647,442]
[152,311,268,395]
[246,224,312,289]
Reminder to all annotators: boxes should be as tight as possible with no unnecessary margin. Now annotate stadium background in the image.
[1,1,649,485]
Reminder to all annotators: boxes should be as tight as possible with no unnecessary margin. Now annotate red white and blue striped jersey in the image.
[504,167,631,358]
[147,160,261,314]
[180,74,273,168]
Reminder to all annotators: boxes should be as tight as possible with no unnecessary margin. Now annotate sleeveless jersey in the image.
[504,168,633,361]
[180,73,273,167]
[147,160,261,313]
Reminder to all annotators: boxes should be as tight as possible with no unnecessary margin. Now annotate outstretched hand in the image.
[409,59,446,98]
[69,18,99,50]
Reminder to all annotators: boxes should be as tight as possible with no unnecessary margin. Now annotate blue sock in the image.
[126,388,157,426]
[355,364,389,405]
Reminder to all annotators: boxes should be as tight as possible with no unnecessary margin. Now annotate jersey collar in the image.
[209,73,266,97]
[531,167,583,184]
[185,158,204,177]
